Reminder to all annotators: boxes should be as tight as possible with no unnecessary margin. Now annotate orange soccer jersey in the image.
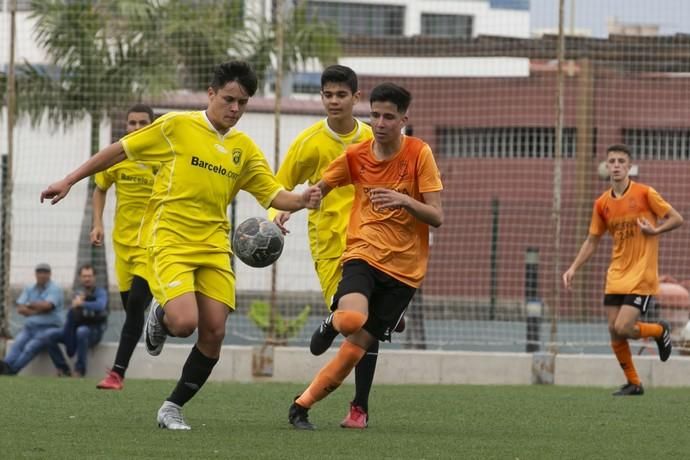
[589,181,673,295]
[321,136,443,288]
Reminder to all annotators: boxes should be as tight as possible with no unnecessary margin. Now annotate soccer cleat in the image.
[157,402,191,430]
[612,383,644,396]
[310,312,339,356]
[96,369,124,390]
[145,300,167,356]
[288,402,315,430]
[655,320,672,362]
[340,402,368,429]
[394,316,406,333]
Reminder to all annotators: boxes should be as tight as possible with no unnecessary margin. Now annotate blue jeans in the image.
[49,324,105,375]
[4,324,63,374]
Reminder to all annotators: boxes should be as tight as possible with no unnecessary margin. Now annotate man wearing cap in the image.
[0,263,65,375]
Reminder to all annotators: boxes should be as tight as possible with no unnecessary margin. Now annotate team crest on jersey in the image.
[627,198,638,211]
[233,149,242,164]
[398,160,409,178]
[214,144,228,154]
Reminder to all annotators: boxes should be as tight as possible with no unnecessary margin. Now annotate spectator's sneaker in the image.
[394,316,406,333]
[56,368,72,378]
[340,402,368,429]
[612,383,644,396]
[96,369,124,390]
[310,312,338,356]
[157,402,191,430]
[0,360,15,375]
[655,320,672,362]
[288,401,315,430]
[145,300,167,356]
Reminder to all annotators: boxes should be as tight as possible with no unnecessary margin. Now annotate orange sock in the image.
[636,321,662,338]
[611,339,641,385]
[296,340,366,409]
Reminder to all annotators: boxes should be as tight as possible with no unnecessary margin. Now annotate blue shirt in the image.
[74,286,108,314]
[16,280,64,327]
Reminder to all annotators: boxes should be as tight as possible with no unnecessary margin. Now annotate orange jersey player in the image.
[288,82,443,430]
[563,143,683,396]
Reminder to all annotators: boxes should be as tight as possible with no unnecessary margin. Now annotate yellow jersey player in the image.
[563,144,682,396]
[41,61,321,430]
[274,65,386,428]
[288,82,443,430]
[93,104,157,390]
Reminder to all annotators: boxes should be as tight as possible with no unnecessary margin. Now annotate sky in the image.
[530,0,690,37]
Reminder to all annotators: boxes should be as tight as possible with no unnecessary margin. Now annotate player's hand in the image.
[562,269,575,290]
[370,188,408,210]
[273,211,292,235]
[637,217,657,235]
[40,178,72,204]
[90,225,104,246]
[302,185,322,210]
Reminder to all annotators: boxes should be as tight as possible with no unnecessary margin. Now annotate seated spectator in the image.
[0,263,64,375]
[48,264,108,377]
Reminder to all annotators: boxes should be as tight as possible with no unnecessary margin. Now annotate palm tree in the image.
[233,1,341,94]
[21,0,178,289]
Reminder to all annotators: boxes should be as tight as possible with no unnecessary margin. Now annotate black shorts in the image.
[331,259,416,342]
[603,294,654,314]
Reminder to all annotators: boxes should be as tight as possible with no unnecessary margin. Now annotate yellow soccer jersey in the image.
[276,119,372,260]
[121,111,283,252]
[94,160,158,248]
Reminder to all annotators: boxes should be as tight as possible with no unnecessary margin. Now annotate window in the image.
[421,13,473,38]
[1,0,32,11]
[306,1,404,37]
[437,127,577,159]
[623,128,690,160]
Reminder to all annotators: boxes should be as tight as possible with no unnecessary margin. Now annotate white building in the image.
[1,0,529,290]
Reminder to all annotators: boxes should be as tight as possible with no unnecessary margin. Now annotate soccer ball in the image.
[232,217,284,268]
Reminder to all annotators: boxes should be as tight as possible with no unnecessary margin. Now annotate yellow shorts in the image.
[113,242,149,292]
[314,257,343,311]
[148,245,235,310]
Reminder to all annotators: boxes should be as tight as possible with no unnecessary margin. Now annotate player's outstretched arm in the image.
[40,142,126,205]
[562,234,601,290]
[91,187,107,246]
[270,185,322,212]
[370,188,443,228]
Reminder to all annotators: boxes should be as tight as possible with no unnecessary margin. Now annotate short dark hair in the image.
[79,264,95,275]
[370,82,412,113]
[607,144,632,158]
[321,65,358,93]
[210,61,258,96]
[127,103,154,122]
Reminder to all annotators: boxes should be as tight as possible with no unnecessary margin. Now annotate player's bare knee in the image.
[613,323,634,338]
[333,310,367,336]
[199,325,226,344]
[166,318,197,337]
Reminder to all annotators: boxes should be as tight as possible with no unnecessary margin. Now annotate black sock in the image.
[167,345,218,407]
[353,340,379,413]
[113,277,152,378]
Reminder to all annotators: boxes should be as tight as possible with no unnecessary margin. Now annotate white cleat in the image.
[145,299,167,356]
[157,402,191,430]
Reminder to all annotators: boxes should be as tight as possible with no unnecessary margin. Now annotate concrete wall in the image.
[13,342,690,388]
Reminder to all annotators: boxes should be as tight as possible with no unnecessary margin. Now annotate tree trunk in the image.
[73,113,109,294]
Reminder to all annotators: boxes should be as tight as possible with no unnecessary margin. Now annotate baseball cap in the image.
[35,263,51,272]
